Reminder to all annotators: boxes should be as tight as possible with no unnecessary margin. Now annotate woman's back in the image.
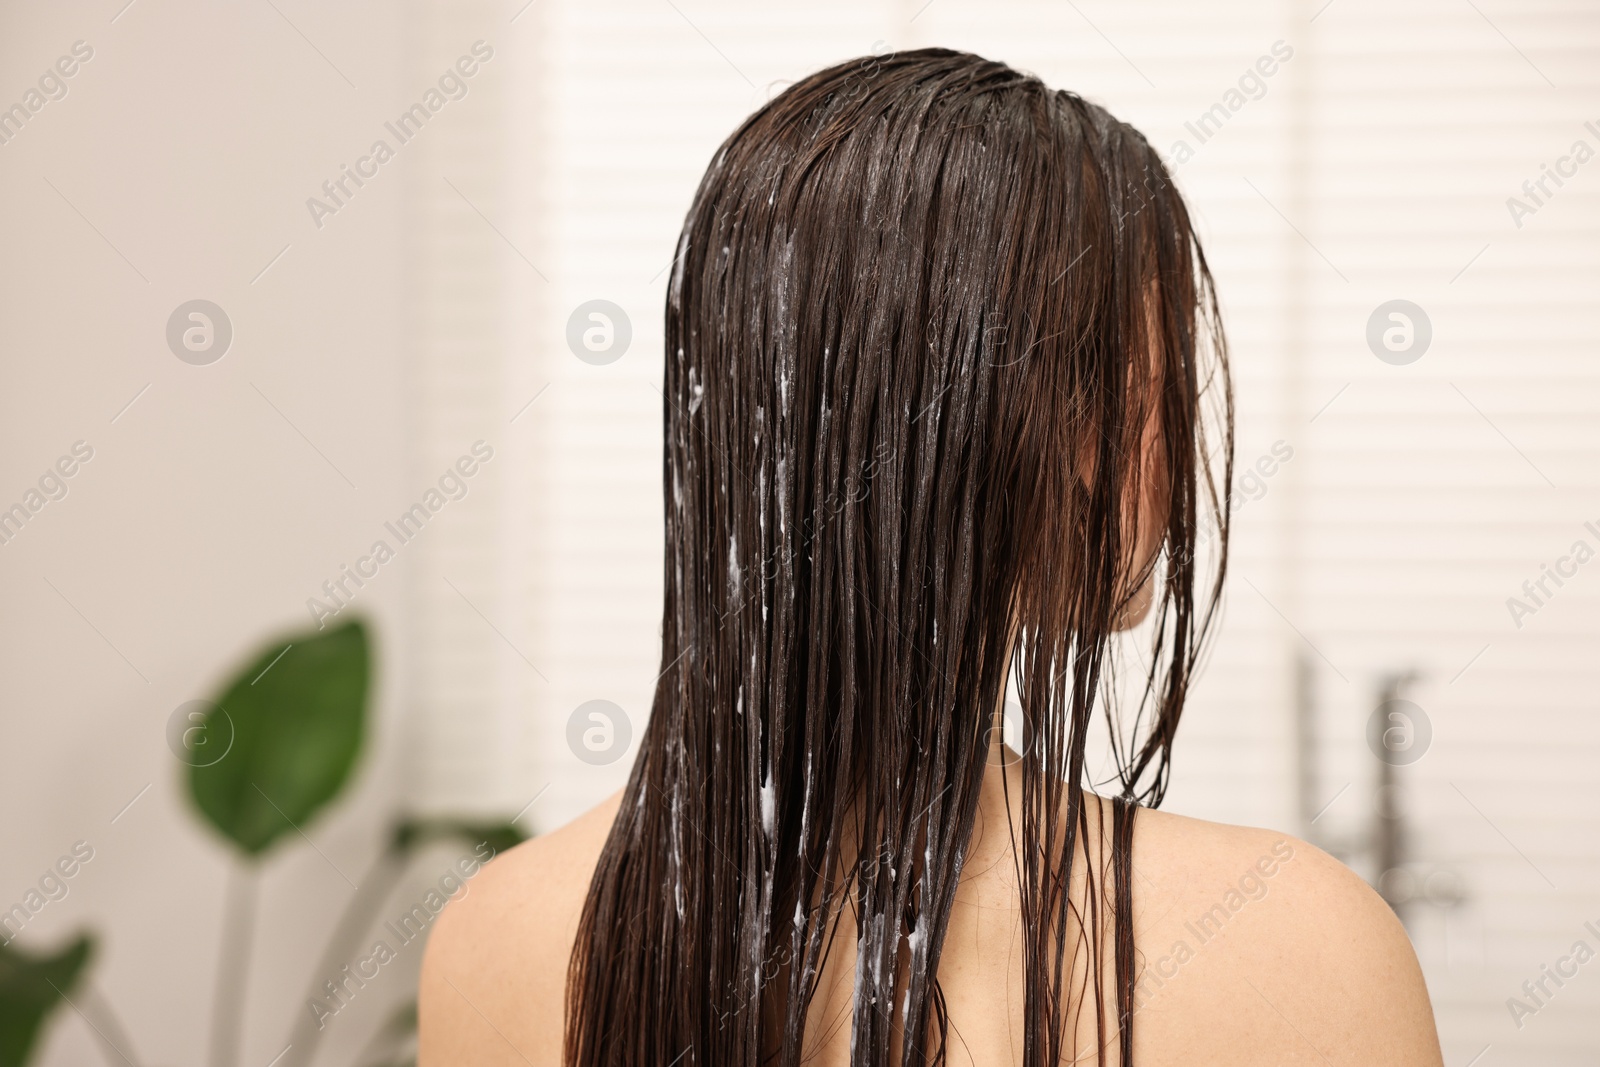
[420,771,1442,1065]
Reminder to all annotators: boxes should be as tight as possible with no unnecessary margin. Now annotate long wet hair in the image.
[567,48,1231,1066]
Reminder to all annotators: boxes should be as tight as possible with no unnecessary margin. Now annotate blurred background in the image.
[1,0,1596,1063]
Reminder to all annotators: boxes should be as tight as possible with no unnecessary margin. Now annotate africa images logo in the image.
[304,42,494,230]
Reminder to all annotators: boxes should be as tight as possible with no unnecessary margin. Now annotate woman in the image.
[421,49,1443,1066]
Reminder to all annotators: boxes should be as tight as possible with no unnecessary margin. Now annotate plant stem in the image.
[211,862,258,1067]
[77,983,144,1067]
[280,845,408,1067]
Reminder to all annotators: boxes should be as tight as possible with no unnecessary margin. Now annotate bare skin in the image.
[423,320,1442,1063]
[420,749,1444,1066]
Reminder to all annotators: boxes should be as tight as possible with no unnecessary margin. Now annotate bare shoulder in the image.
[418,790,624,1067]
[1126,805,1443,1066]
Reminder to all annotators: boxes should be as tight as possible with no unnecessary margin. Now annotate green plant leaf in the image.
[188,618,371,856]
[391,817,528,857]
[357,998,417,1067]
[0,933,94,1067]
